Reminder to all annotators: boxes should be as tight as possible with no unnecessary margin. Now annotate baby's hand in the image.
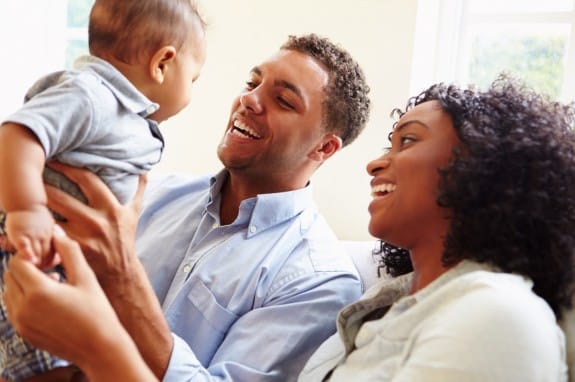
[5,205,55,267]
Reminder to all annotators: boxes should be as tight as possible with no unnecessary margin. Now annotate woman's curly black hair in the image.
[376,74,575,318]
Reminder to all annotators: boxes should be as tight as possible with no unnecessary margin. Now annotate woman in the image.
[4,75,575,381]
[298,74,575,381]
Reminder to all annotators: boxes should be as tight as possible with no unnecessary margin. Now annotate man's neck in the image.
[219,177,244,226]
[218,171,310,226]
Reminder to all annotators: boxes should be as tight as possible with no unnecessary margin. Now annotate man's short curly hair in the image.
[378,74,575,317]
[281,34,371,147]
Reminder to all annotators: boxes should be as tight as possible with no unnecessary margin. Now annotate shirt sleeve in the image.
[2,74,100,158]
[163,272,362,382]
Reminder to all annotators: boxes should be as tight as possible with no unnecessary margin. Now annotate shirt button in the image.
[183,264,192,274]
[212,223,219,229]
[249,225,257,233]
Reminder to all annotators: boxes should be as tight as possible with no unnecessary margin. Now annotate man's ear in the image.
[309,134,343,162]
[149,46,177,84]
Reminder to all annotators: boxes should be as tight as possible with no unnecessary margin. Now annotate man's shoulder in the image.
[294,222,359,275]
[140,173,212,213]
[147,172,211,188]
[145,173,211,198]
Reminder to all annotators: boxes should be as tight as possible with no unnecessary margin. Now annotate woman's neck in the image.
[408,242,458,294]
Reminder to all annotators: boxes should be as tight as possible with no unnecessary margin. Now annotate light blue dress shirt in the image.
[136,171,363,382]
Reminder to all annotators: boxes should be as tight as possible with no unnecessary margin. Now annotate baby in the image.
[0,0,206,381]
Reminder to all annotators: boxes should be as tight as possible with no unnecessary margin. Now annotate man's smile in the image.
[231,119,262,139]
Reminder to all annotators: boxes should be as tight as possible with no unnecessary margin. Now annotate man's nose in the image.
[239,89,264,114]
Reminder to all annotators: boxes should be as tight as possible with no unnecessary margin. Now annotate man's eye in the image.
[278,98,294,109]
[245,81,257,90]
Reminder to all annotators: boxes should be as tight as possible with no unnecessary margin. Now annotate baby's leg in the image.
[0,169,88,381]
[21,366,84,382]
[42,167,87,223]
[0,252,70,382]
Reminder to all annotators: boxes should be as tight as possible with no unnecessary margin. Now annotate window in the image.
[65,0,94,68]
[411,0,575,102]
[0,0,93,119]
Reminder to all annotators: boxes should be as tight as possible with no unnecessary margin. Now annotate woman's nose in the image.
[366,154,391,175]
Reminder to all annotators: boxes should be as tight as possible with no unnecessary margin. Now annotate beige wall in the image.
[155,0,419,240]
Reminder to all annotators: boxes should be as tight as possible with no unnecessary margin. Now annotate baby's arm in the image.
[0,122,53,263]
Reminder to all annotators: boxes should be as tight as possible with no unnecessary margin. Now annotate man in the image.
[37,34,371,381]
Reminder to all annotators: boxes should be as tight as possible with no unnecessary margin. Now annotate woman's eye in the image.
[399,136,416,146]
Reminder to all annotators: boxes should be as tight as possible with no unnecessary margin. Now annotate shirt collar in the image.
[398,260,502,308]
[206,169,317,236]
[74,55,159,117]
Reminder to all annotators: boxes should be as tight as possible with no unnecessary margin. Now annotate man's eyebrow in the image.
[394,120,430,132]
[274,79,304,101]
[249,66,304,102]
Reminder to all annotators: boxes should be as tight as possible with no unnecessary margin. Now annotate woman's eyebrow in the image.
[395,120,430,132]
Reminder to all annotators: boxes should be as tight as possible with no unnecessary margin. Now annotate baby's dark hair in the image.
[377,74,575,317]
[89,0,206,64]
[281,34,371,147]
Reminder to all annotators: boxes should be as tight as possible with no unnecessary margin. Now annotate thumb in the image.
[52,225,96,287]
[131,173,148,212]
[14,237,40,265]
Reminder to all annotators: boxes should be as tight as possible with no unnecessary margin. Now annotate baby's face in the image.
[151,26,206,122]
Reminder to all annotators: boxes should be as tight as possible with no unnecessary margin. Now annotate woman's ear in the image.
[149,46,176,84]
[309,134,343,162]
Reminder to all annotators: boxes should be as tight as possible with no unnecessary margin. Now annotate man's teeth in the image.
[232,120,261,139]
[371,183,396,196]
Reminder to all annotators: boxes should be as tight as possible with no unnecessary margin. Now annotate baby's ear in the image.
[149,46,176,84]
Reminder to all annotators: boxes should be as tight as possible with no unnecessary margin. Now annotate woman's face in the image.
[366,100,460,250]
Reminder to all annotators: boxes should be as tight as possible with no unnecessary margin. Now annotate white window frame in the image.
[411,0,575,103]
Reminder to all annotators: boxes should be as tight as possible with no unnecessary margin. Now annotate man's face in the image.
[217,49,329,186]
